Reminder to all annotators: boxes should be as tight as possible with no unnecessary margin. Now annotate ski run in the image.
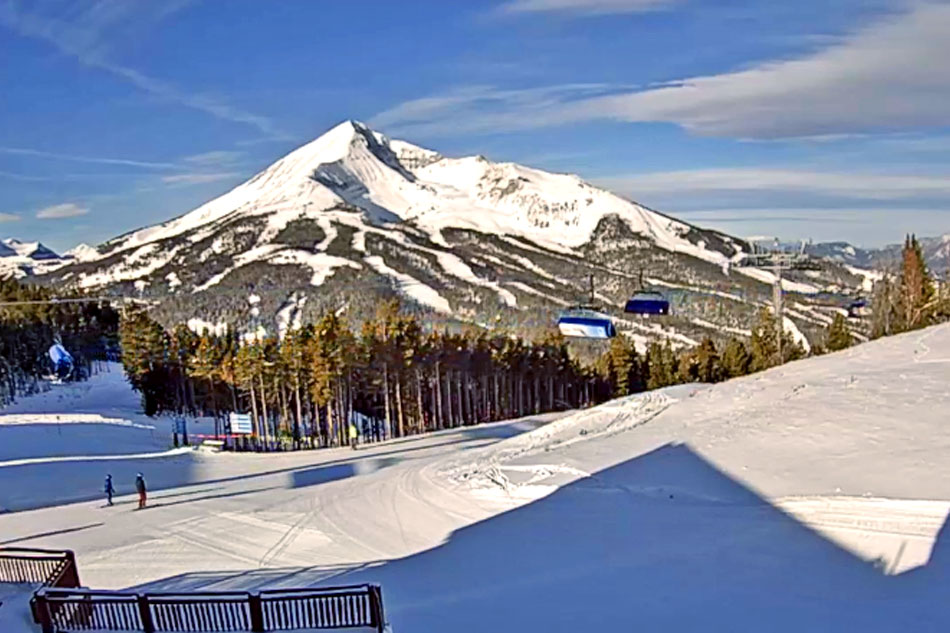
[3,324,950,631]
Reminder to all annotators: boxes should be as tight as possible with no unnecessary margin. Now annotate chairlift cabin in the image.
[847,298,869,318]
[557,307,617,339]
[624,291,670,316]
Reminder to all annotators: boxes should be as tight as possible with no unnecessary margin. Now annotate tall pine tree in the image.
[825,313,853,352]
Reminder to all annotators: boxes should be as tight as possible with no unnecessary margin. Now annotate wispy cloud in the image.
[371,84,619,137]
[0,0,287,138]
[498,0,682,16]
[594,168,950,201]
[161,172,240,185]
[0,146,175,169]
[182,150,245,166]
[36,203,89,219]
[377,3,950,140]
[0,212,20,223]
[0,169,52,182]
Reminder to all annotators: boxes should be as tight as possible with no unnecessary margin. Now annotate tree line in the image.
[120,299,610,449]
[0,278,119,406]
[597,307,809,398]
[120,292,827,450]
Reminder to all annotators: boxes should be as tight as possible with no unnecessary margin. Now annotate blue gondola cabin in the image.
[625,291,670,316]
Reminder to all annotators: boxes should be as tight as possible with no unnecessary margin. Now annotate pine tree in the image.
[189,332,222,436]
[310,311,355,446]
[604,335,639,396]
[897,234,935,331]
[646,341,676,390]
[825,313,853,352]
[693,337,722,383]
[749,308,780,372]
[870,270,899,339]
[721,337,751,379]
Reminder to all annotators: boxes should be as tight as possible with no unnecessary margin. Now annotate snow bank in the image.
[442,385,702,493]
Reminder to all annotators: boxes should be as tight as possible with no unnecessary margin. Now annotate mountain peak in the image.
[1,238,60,260]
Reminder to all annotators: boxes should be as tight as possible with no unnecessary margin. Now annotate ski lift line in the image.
[0,296,152,307]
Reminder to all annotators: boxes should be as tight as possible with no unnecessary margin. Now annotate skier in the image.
[349,422,359,450]
[104,474,115,506]
[134,473,147,509]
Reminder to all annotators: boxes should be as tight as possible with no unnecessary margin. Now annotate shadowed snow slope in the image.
[3,326,950,631]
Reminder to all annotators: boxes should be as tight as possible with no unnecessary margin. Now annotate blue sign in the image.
[229,413,253,434]
[174,418,186,434]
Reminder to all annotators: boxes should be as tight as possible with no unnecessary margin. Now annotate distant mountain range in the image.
[801,236,950,275]
[0,238,71,278]
[10,121,881,349]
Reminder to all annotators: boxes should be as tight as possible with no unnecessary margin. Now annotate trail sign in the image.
[228,412,253,434]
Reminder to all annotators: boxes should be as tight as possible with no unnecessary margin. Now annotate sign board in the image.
[228,412,253,435]
[174,418,186,434]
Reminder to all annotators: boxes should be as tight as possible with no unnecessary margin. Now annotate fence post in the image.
[31,593,54,633]
[369,585,385,633]
[137,594,155,633]
[249,593,265,632]
[63,550,80,588]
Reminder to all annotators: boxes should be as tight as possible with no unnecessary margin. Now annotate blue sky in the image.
[2,0,950,253]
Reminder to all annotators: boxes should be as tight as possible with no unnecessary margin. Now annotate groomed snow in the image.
[3,325,950,631]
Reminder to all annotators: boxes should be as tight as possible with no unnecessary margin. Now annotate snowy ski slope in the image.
[66,121,745,292]
[3,325,950,631]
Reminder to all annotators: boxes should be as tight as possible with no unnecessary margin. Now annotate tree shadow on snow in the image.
[290,458,401,489]
[126,444,950,632]
[0,522,104,546]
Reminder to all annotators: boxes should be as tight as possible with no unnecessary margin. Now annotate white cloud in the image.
[594,168,950,201]
[36,203,89,219]
[0,1,287,138]
[376,3,950,140]
[0,212,20,222]
[162,172,240,185]
[182,150,244,166]
[371,84,617,137]
[0,146,174,169]
[578,2,950,138]
[499,0,681,15]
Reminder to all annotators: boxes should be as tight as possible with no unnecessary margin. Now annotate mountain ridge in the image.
[32,120,866,349]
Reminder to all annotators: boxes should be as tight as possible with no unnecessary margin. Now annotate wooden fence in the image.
[0,547,81,588]
[31,584,387,633]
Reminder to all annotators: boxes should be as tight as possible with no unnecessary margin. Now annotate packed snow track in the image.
[4,325,950,631]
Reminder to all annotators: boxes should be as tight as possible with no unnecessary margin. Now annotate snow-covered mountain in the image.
[868,234,950,275]
[38,121,865,346]
[803,241,877,269]
[0,238,66,279]
[802,235,950,276]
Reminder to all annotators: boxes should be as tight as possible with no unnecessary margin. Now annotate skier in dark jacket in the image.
[135,473,147,509]
[104,474,115,506]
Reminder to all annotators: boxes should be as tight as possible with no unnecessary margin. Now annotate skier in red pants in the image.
[135,473,147,509]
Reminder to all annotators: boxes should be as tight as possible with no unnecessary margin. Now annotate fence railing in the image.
[31,584,387,633]
[0,547,80,588]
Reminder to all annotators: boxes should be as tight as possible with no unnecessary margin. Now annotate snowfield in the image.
[3,325,950,631]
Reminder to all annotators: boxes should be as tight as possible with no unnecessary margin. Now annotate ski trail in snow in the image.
[0,447,191,468]
[912,324,950,364]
